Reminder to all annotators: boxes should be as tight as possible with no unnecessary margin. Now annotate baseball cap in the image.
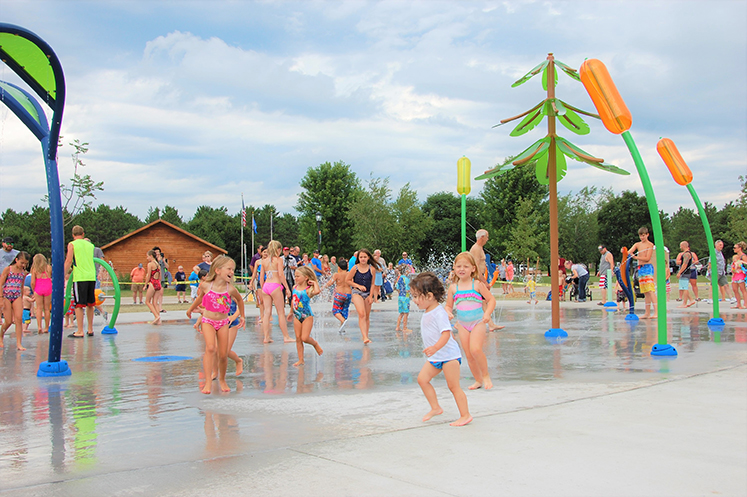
[2,236,14,244]
[283,247,289,250]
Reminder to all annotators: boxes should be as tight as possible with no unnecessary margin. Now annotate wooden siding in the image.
[102,223,226,281]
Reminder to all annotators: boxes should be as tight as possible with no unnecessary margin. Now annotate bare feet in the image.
[263,337,273,344]
[395,327,401,331]
[422,407,443,421]
[363,338,372,344]
[150,317,161,325]
[219,380,230,392]
[686,301,696,308]
[284,337,296,343]
[403,328,412,332]
[483,377,493,390]
[17,345,26,351]
[201,384,212,394]
[235,358,243,376]
[468,382,483,390]
[450,415,473,427]
[490,325,505,331]
[314,344,323,356]
[293,360,305,367]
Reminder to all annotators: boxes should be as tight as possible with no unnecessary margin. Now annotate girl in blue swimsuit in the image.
[292,266,323,366]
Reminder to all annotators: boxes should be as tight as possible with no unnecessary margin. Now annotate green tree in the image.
[667,207,705,256]
[145,207,161,224]
[186,206,232,251]
[273,213,300,249]
[296,161,361,257]
[420,192,483,263]
[505,197,542,263]
[348,176,399,257]
[479,159,549,257]
[558,186,607,266]
[598,190,656,252]
[70,205,142,247]
[51,139,104,226]
[728,175,747,243]
[392,183,433,261]
[161,205,184,227]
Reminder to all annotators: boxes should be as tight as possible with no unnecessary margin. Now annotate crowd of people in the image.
[2,224,746,425]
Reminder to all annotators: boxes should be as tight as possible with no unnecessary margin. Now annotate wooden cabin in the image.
[101,219,226,281]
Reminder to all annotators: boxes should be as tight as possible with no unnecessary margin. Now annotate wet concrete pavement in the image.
[1,297,746,496]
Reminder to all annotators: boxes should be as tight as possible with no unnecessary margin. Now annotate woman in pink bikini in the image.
[30,253,52,334]
[260,240,294,343]
[187,255,245,394]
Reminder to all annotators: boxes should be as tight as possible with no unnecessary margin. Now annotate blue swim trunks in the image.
[398,295,410,314]
[332,292,352,319]
[22,308,31,324]
[429,357,461,370]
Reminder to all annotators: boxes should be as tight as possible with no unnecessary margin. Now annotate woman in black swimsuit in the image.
[346,248,377,344]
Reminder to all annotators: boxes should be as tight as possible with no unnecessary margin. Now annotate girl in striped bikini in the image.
[445,252,496,390]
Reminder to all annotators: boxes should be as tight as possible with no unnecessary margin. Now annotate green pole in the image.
[461,193,467,253]
[607,268,613,303]
[685,183,722,323]
[64,259,121,333]
[621,131,670,349]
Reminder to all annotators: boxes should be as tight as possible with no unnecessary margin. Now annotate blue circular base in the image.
[132,355,192,363]
[625,313,639,321]
[651,344,678,357]
[545,335,568,344]
[101,326,118,334]
[707,318,725,326]
[545,328,568,338]
[603,302,617,308]
[37,360,72,377]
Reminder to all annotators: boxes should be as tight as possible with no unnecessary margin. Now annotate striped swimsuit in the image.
[453,279,484,332]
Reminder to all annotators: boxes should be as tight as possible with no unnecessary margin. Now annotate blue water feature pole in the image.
[0,23,70,376]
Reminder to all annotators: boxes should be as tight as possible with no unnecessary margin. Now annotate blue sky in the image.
[1,0,745,221]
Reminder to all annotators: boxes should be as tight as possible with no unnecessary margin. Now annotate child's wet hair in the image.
[295,265,317,283]
[452,251,478,281]
[198,269,208,279]
[205,254,235,282]
[337,258,348,271]
[13,251,31,265]
[409,271,445,302]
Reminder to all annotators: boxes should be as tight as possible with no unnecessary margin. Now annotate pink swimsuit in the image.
[34,273,52,296]
[201,284,232,330]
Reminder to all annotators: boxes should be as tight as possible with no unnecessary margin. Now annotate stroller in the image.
[567,274,592,302]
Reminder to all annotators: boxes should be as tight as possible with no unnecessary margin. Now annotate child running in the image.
[30,254,52,333]
[411,271,472,426]
[0,251,31,350]
[324,258,352,332]
[187,255,245,394]
[346,248,377,344]
[525,275,538,305]
[260,241,294,343]
[395,264,412,332]
[445,252,496,391]
[291,266,323,367]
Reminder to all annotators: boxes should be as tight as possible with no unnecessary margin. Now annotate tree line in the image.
[1,159,745,272]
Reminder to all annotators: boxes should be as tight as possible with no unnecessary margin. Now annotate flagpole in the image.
[270,209,273,240]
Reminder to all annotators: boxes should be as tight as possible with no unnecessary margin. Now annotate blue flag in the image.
[252,216,257,234]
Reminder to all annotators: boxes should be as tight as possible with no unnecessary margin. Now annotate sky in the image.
[1,0,745,222]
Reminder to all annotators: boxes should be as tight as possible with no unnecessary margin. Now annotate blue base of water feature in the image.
[132,355,192,363]
[603,302,617,309]
[545,328,568,338]
[651,344,678,357]
[37,360,72,377]
[707,318,725,327]
[625,313,639,321]
[102,326,118,334]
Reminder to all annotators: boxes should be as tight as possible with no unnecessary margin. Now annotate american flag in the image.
[241,198,246,227]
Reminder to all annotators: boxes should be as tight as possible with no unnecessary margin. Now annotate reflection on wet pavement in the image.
[1,305,746,490]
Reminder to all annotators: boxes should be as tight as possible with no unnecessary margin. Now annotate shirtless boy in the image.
[630,226,656,318]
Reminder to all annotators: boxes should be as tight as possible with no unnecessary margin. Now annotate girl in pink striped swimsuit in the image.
[445,252,496,390]
[187,255,245,394]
